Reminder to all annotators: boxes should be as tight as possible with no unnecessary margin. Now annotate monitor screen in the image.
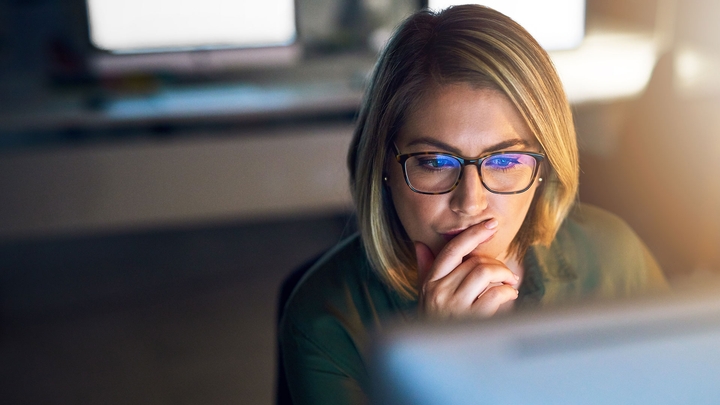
[427,0,585,51]
[85,0,298,75]
[371,287,720,405]
[86,0,296,53]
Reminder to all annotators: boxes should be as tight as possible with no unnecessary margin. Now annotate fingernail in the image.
[515,288,519,295]
[513,273,519,280]
[484,219,498,229]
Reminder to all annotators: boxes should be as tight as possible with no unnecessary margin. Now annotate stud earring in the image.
[538,177,543,182]
[383,176,388,182]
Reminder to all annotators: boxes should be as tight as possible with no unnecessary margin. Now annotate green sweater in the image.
[279,204,669,404]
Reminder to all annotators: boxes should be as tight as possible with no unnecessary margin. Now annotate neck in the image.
[498,250,524,290]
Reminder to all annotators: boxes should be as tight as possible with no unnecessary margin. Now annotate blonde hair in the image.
[347,5,579,298]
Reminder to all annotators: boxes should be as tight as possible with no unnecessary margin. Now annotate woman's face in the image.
[387,84,542,261]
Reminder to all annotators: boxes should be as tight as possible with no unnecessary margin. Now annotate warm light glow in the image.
[428,0,585,51]
[674,45,720,98]
[86,0,296,53]
[550,32,658,103]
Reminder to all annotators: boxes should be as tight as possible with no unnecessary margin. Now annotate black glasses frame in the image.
[394,147,545,195]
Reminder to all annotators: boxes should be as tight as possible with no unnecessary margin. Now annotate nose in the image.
[449,165,488,216]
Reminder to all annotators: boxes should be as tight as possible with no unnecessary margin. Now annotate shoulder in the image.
[279,233,409,382]
[543,203,668,300]
[561,203,640,248]
[281,234,383,324]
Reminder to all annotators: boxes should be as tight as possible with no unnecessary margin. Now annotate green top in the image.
[278,204,669,404]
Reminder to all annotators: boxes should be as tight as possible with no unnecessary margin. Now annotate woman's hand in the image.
[415,220,519,319]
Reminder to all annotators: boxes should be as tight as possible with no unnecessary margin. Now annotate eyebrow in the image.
[404,137,532,156]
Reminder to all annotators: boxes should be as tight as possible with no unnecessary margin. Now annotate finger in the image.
[414,241,436,289]
[452,258,519,305]
[424,256,501,299]
[471,284,519,317]
[428,219,498,282]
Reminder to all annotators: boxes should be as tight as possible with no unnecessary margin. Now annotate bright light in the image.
[550,32,657,103]
[674,45,720,98]
[428,0,585,51]
[86,0,296,53]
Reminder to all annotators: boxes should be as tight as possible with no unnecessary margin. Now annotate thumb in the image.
[414,241,435,288]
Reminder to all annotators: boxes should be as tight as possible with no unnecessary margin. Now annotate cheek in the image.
[496,185,538,236]
[387,169,443,241]
[483,185,536,229]
[389,184,430,236]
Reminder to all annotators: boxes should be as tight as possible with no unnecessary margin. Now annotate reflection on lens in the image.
[405,154,461,193]
[402,152,539,194]
[482,153,536,193]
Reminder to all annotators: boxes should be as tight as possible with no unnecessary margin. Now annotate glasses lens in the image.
[404,154,461,193]
[481,153,537,193]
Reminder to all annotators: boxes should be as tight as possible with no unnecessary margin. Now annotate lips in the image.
[441,229,464,241]
[440,219,496,242]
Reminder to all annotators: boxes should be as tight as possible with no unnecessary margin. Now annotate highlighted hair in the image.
[348,5,578,298]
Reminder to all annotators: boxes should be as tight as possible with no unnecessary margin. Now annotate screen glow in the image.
[86,0,296,53]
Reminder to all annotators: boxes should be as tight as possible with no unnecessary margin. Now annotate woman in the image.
[279,5,668,404]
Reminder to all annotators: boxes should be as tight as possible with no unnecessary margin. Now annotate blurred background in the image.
[0,0,718,403]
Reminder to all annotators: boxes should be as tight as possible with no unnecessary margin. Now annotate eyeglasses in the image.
[394,145,545,195]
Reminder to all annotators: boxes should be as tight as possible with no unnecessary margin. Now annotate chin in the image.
[468,236,507,260]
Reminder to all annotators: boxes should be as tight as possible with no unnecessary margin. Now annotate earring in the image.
[383,176,388,182]
[538,177,543,182]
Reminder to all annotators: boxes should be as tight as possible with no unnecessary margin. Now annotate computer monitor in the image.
[370,285,720,404]
[85,0,299,75]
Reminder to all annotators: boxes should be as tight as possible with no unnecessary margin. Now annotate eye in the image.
[484,154,523,170]
[416,154,459,170]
